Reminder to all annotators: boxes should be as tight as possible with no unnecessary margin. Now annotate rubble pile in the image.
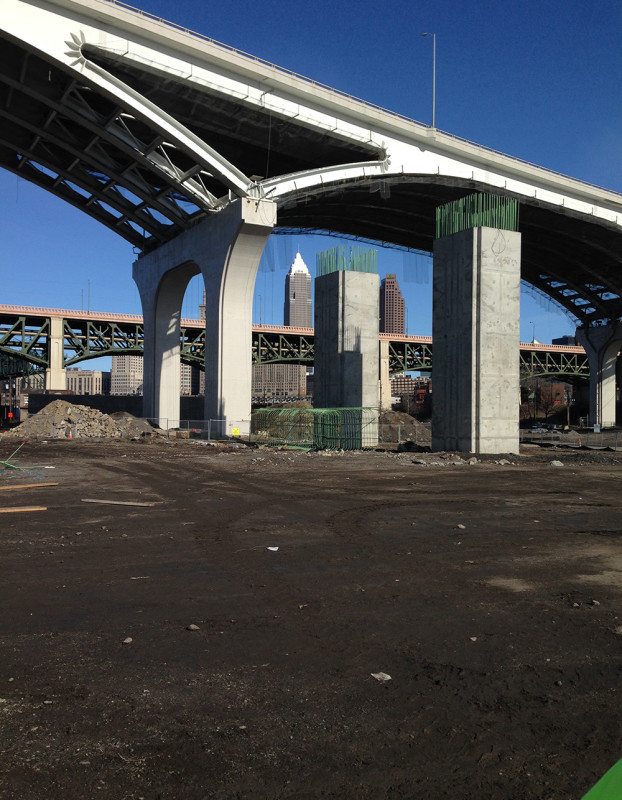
[3,400,160,440]
[378,410,432,446]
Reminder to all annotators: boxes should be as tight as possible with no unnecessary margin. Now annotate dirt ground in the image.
[1,438,622,800]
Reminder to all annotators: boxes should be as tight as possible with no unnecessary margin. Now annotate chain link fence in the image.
[520,428,622,450]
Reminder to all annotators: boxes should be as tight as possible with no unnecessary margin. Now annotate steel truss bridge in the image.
[0,305,589,381]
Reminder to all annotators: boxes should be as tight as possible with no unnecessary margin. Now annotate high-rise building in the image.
[284,251,312,328]
[110,354,144,395]
[380,273,405,334]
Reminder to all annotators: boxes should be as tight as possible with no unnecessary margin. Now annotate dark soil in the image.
[0,438,621,799]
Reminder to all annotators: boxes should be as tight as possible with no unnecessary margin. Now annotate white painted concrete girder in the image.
[2,0,252,203]
[133,199,276,432]
[8,0,622,226]
[576,324,622,427]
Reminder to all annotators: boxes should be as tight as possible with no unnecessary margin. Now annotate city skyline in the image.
[2,0,615,361]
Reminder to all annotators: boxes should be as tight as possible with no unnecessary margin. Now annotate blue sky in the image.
[2,0,621,359]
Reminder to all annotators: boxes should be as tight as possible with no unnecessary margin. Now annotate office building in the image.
[252,363,307,399]
[110,355,200,396]
[284,251,312,328]
[66,368,110,395]
[110,354,144,395]
[380,273,405,334]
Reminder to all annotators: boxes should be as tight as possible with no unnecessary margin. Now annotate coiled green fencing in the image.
[251,407,378,450]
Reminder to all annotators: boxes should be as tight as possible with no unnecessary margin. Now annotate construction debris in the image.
[378,410,431,447]
[3,400,162,440]
[0,483,59,491]
[0,506,47,514]
[81,498,157,507]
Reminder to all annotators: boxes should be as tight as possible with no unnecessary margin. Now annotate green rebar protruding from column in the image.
[316,245,377,277]
[435,193,519,239]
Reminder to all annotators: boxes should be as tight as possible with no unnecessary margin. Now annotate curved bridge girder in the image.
[0,37,251,249]
[272,175,622,326]
[2,0,622,327]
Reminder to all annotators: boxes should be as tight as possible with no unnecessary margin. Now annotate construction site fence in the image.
[3,414,429,449]
[250,407,381,450]
[520,429,622,450]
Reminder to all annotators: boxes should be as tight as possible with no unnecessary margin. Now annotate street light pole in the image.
[421,33,436,129]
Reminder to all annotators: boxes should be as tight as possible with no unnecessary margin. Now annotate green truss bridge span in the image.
[0,304,588,380]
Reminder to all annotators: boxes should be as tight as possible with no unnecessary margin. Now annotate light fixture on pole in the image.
[421,32,436,129]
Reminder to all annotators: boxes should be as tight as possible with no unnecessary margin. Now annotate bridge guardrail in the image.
[105,0,622,200]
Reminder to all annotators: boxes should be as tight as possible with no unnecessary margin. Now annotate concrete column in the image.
[314,270,379,447]
[432,227,521,454]
[135,262,199,427]
[45,316,66,391]
[379,338,392,410]
[576,323,622,427]
[314,270,380,408]
[133,198,276,433]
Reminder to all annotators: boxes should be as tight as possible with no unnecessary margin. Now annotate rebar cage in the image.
[251,407,379,450]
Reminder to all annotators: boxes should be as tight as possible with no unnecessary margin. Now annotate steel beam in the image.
[0,309,589,379]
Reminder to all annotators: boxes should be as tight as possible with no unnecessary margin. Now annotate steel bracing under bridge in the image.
[0,305,589,380]
[2,0,622,435]
[2,0,622,328]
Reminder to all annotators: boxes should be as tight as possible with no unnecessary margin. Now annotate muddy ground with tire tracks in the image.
[0,438,621,799]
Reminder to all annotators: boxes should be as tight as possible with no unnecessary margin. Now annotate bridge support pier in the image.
[314,269,380,446]
[379,339,392,410]
[576,323,622,427]
[45,316,66,391]
[432,227,521,454]
[133,198,276,433]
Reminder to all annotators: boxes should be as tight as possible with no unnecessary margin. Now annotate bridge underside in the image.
[0,35,375,250]
[276,177,622,327]
[2,21,622,329]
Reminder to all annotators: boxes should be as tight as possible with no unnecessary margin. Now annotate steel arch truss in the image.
[0,352,42,379]
[253,330,315,366]
[0,311,590,381]
[519,349,589,380]
[180,326,206,368]
[388,339,433,374]
[61,319,145,366]
[0,37,251,251]
[0,316,49,367]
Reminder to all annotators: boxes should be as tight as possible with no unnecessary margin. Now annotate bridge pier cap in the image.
[133,198,276,433]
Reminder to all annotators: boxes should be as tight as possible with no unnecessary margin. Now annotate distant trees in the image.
[521,378,568,423]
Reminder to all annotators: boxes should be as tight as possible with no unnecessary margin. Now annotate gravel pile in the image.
[378,410,431,446]
[3,400,160,440]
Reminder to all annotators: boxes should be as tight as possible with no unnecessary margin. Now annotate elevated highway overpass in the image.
[0,304,590,381]
[1,0,620,435]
